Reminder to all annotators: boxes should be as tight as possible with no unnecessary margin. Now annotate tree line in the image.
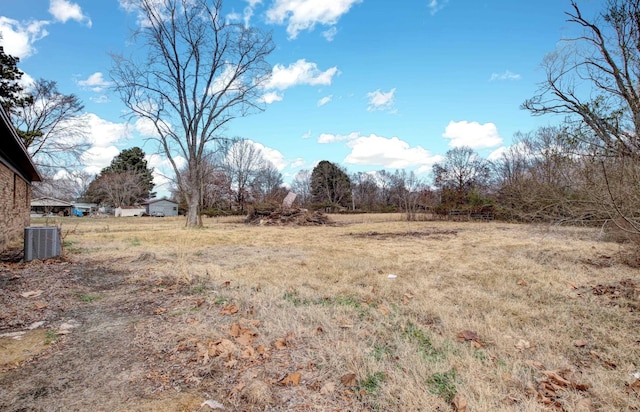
[0,0,637,242]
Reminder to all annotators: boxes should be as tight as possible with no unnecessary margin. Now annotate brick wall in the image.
[0,162,31,251]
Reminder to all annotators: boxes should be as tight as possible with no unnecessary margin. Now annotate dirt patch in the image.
[349,229,459,240]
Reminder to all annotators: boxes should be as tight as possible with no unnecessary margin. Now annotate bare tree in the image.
[432,146,490,211]
[12,79,89,176]
[86,170,148,207]
[251,161,284,204]
[389,170,427,221]
[111,0,274,226]
[223,139,265,212]
[291,169,312,207]
[522,0,640,237]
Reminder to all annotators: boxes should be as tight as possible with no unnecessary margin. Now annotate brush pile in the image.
[245,208,332,226]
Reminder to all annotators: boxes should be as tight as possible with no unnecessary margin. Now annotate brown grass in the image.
[7,214,640,410]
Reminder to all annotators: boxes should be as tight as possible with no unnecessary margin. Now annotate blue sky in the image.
[0,0,600,194]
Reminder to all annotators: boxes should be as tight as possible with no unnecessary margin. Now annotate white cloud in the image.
[490,70,521,81]
[318,131,359,143]
[367,88,396,112]
[442,120,503,149]
[145,153,185,193]
[428,0,449,15]
[81,145,120,175]
[322,27,338,41]
[488,146,507,162]
[302,130,312,139]
[90,95,110,104]
[0,16,50,58]
[251,141,287,170]
[266,0,362,39]
[260,91,284,104]
[290,157,305,168]
[83,113,131,147]
[344,133,441,169]
[134,117,160,138]
[264,59,339,90]
[77,72,111,92]
[49,0,92,27]
[317,95,332,107]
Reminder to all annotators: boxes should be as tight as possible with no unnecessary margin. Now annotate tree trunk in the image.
[185,190,202,227]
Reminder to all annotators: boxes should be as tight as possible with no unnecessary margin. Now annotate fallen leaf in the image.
[221,281,231,288]
[33,301,48,310]
[566,281,578,289]
[340,373,357,387]
[280,372,301,386]
[200,399,225,410]
[196,298,205,307]
[315,326,323,334]
[377,306,391,315]
[515,339,531,351]
[626,379,640,395]
[517,279,527,286]
[274,338,287,350]
[320,381,335,395]
[21,290,43,298]
[457,330,484,348]
[574,339,588,348]
[154,307,167,315]
[219,304,239,315]
[453,394,468,411]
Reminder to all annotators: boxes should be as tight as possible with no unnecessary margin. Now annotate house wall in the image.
[0,162,30,251]
[148,200,179,216]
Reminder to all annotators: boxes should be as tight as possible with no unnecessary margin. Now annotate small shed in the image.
[114,206,146,217]
[31,197,73,217]
[143,197,179,216]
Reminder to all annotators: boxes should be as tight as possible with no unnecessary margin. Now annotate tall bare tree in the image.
[12,79,88,176]
[223,139,265,212]
[522,0,640,238]
[111,0,274,226]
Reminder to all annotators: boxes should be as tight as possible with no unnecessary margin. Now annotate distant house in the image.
[0,105,42,251]
[114,206,146,217]
[143,197,179,216]
[31,197,73,217]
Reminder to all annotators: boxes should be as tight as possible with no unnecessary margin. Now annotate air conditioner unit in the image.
[24,226,62,262]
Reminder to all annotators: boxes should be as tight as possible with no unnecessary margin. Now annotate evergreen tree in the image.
[310,160,352,210]
[0,45,32,114]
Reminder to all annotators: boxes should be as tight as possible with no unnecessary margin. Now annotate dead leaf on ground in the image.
[21,290,43,298]
[33,301,48,310]
[221,280,231,288]
[154,307,167,315]
[457,330,483,347]
[280,372,301,386]
[274,338,287,350]
[377,305,391,315]
[574,339,588,348]
[320,381,335,395]
[566,281,578,289]
[340,373,357,387]
[453,394,468,411]
[201,399,225,410]
[219,304,239,315]
[626,379,640,395]
[515,339,531,351]
[517,279,527,286]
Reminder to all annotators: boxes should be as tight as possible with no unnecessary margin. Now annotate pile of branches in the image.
[245,208,332,226]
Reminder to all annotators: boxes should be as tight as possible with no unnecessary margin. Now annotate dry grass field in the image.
[1,213,639,411]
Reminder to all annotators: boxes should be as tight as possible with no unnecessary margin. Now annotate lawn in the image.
[1,214,638,411]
